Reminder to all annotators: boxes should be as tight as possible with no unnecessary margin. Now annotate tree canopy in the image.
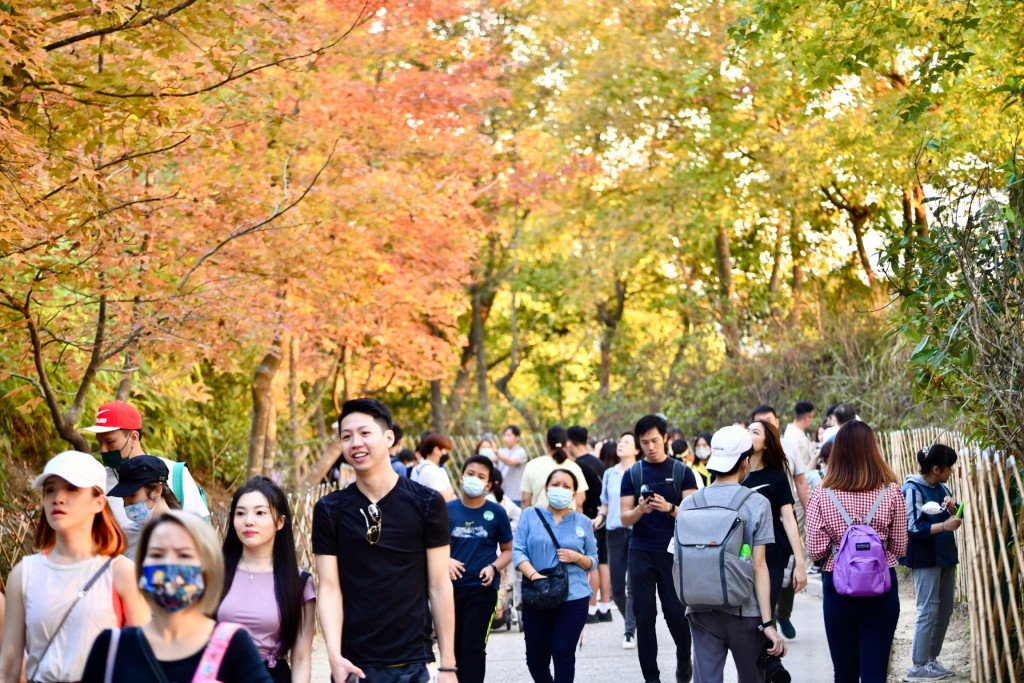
[3,0,1023,483]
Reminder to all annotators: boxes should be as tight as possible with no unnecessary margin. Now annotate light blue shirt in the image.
[513,507,597,602]
[600,465,627,530]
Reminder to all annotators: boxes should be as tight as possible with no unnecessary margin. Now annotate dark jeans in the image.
[777,581,794,620]
[822,569,900,683]
[768,563,785,616]
[629,547,691,682]
[607,527,636,635]
[453,585,498,683]
[332,663,429,683]
[522,596,590,683]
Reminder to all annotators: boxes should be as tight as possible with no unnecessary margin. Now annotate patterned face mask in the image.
[123,499,152,525]
[139,564,206,612]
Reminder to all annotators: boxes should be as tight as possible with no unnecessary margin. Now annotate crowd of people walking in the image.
[0,397,964,683]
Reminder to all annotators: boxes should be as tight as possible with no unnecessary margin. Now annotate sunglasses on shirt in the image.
[360,503,382,545]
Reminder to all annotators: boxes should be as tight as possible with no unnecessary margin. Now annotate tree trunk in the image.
[299,438,343,488]
[288,335,301,476]
[471,287,490,426]
[850,209,877,286]
[596,279,626,398]
[262,398,278,477]
[788,217,805,329]
[430,380,445,433]
[913,181,928,236]
[714,227,740,355]
[768,217,786,323]
[248,335,283,479]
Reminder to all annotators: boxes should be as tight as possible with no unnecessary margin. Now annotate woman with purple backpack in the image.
[805,420,908,683]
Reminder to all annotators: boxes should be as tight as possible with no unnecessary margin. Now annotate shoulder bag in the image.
[521,508,570,610]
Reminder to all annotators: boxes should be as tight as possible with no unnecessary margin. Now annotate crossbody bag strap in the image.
[193,622,242,683]
[29,555,115,681]
[534,507,561,550]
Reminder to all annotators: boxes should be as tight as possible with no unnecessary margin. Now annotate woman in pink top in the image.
[805,421,908,683]
[218,477,315,683]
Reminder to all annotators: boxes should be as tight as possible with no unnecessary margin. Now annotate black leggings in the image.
[266,660,291,683]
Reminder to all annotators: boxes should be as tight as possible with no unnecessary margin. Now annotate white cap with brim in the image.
[707,425,754,473]
[31,450,107,490]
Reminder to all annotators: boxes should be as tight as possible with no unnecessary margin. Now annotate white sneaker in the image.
[622,633,636,650]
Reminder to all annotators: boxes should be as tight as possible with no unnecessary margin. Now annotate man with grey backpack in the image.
[675,425,787,683]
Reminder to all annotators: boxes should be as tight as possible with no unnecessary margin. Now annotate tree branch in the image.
[86,3,373,99]
[44,0,200,51]
[95,135,191,170]
[177,138,339,290]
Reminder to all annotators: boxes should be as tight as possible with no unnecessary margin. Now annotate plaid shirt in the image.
[805,483,908,572]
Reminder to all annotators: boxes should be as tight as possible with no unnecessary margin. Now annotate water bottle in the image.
[739,544,752,561]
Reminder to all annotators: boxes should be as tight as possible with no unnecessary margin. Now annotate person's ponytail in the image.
[547,426,569,465]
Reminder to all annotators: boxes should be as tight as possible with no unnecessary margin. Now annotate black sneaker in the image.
[778,617,796,639]
[586,612,600,624]
[676,659,693,683]
[598,609,613,622]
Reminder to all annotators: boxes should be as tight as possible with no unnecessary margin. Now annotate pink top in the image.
[217,568,316,667]
[805,483,908,572]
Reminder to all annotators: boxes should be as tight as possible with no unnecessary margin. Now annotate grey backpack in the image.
[673,487,756,609]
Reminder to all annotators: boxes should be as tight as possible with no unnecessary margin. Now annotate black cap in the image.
[107,455,169,497]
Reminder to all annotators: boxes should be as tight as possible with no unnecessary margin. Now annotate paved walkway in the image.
[484,590,827,682]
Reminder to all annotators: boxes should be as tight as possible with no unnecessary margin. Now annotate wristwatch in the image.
[758,619,776,632]
[488,563,498,574]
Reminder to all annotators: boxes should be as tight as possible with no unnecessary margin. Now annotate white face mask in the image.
[478,448,495,458]
[461,475,487,498]
[695,446,711,460]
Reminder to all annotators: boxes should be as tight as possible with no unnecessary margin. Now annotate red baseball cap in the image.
[83,401,143,434]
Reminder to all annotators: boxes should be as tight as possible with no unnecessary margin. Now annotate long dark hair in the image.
[752,419,789,473]
[222,477,307,658]
[599,441,619,469]
[547,426,569,464]
[489,466,507,503]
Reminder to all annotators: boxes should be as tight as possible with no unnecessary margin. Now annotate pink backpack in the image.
[824,488,891,597]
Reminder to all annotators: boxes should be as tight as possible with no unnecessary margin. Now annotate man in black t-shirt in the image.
[313,399,457,683]
[621,414,698,683]
[567,425,611,624]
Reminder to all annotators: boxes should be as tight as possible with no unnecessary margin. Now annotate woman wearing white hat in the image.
[0,451,149,683]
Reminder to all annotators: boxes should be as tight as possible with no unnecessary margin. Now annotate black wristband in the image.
[488,563,498,574]
[438,667,458,672]
[758,619,776,632]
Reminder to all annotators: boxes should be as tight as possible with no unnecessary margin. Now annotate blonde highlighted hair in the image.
[136,510,224,617]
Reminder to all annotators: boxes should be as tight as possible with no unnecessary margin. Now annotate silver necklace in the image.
[240,561,271,583]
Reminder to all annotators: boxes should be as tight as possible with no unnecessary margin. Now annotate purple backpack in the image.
[825,487,891,597]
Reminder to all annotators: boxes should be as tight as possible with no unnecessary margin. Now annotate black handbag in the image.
[521,508,570,610]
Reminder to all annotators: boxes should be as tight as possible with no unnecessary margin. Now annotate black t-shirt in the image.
[575,453,605,519]
[312,476,450,667]
[82,626,272,683]
[620,458,697,552]
[742,467,795,566]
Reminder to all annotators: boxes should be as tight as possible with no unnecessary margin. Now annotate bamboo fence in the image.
[880,428,1024,683]
[2,427,1019,679]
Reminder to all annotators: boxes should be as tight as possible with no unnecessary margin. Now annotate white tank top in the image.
[22,553,121,682]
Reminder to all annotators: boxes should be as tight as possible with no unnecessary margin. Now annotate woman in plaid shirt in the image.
[805,421,908,683]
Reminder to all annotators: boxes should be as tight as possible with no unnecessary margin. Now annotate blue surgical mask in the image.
[124,499,152,525]
[139,564,206,612]
[462,476,487,498]
[547,486,573,510]
[478,448,495,459]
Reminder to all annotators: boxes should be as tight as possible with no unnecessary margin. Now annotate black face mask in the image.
[101,438,130,471]
[439,454,451,468]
